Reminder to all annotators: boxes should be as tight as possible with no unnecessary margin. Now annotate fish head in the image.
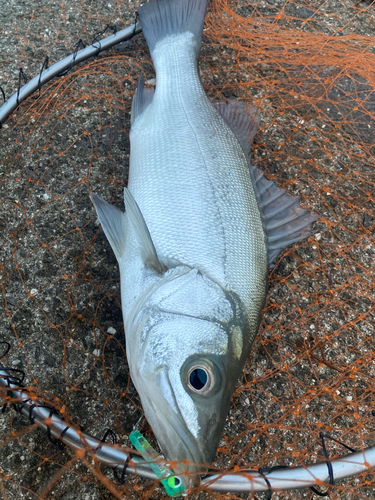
[134,317,238,489]
[127,267,247,490]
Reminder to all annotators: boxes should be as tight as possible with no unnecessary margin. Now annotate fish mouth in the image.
[143,371,213,490]
[155,405,208,490]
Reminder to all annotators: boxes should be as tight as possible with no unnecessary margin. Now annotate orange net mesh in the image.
[1,0,375,498]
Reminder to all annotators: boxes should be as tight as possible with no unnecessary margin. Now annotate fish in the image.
[92,0,318,489]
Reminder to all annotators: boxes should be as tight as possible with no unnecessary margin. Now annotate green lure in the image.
[129,430,185,497]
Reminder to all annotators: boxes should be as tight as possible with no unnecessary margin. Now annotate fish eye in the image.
[189,367,208,391]
[186,361,218,396]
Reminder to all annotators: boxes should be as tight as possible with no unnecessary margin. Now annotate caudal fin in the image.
[138,0,208,55]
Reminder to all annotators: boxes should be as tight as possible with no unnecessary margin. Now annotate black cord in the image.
[28,403,37,422]
[258,470,272,500]
[114,452,133,485]
[309,431,358,495]
[38,56,49,92]
[0,342,11,359]
[0,366,25,413]
[308,431,338,497]
[16,68,28,106]
[95,428,118,451]
[56,39,85,77]
[132,12,139,38]
[91,24,117,56]
[0,85,5,104]
[0,368,66,449]
[223,466,275,499]
[44,407,65,448]
[257,465,294,500]
[310,485,330,497]
[258,465,290,475]
[59,425,70,440]
[94,427,132,485]
[319,432,356,454]
[320,431,334,484]
[1,367,25,386]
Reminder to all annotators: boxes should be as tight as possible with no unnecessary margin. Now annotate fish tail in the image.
[137,0,208,55]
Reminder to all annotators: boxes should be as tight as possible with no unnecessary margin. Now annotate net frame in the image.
[1,361,375,493]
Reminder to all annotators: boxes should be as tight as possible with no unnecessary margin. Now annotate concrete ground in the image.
[1,1,375,499]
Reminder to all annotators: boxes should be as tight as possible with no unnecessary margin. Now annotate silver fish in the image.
[93,0,318,488]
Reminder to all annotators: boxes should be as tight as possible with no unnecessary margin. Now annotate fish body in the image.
[93,0,317,488]
[125,31,267,338]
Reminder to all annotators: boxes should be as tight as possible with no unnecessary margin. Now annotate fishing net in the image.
[1,0,375,498]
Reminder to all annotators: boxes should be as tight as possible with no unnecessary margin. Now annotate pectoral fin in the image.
[123,187,165,273]
[92,193,127,262]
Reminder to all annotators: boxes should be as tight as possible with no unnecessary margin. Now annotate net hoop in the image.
[1,364,374,494]
[0,22,141,128]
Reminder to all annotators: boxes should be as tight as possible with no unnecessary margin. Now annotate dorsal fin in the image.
[123,188,165,273]
[213,101,260,158]
[131,75,155,126]
[214,100,319,264]
[91,194,127,262]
